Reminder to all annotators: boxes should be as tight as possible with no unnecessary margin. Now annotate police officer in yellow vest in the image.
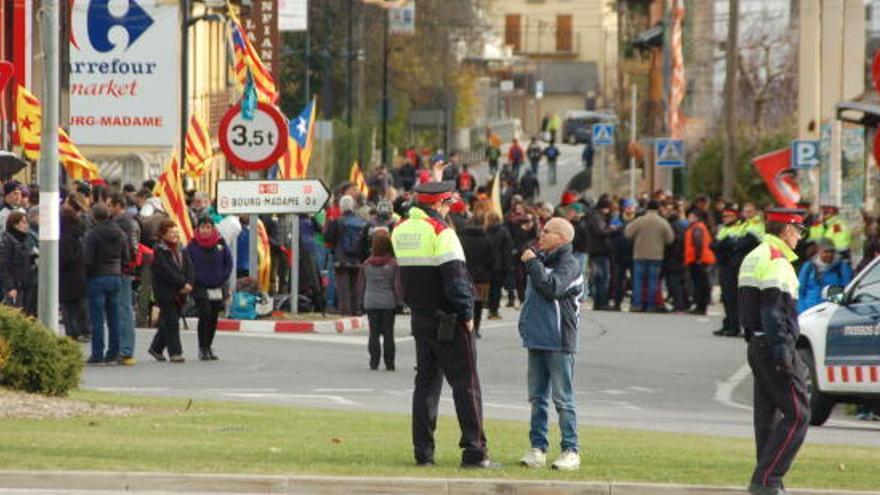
[741,202,766,240]
[810,205,852,259]
[738,208,810,495]
[711,203,744,337]
[391,181,497,469]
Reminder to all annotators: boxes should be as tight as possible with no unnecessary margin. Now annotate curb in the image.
[0,471,876,495]
[184,316,365,335]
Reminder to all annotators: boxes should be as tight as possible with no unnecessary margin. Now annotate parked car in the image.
[797,256,880,425]
[561,110,616,145]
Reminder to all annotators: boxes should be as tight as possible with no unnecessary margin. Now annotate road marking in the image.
[314,388,374,393]
[598,389,629,396]
[224,392,362,407]
[219,332,413,346]
[628,386,658,393]
[714,363,753,411]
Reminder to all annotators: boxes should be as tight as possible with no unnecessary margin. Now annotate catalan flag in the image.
[349,162,369,197]
[16,85,100,181]
[154,151,194,243]
[184,114,213,178]
[229,12,277,103]
[279,98,316,179]
[256,219,272,293]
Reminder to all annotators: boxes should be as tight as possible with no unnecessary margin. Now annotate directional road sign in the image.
[592,123,614,146]
[791,140,820,169]
[219,102,289,173]
[216,179,330,215]
[655,138,685,168]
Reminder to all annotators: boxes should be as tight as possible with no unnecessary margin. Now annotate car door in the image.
[824,261,880,388]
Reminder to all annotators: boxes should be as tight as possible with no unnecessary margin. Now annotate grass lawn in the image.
[0,390,877,490]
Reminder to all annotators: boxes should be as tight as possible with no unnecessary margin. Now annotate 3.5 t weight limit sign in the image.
[219,102,288,172]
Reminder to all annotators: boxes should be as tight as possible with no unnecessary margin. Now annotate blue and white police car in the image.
[797,257,880,425]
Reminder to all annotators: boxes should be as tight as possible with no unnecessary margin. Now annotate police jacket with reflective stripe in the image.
[737,234,800,345]
[519,243,584,353]
[391,206,474,321]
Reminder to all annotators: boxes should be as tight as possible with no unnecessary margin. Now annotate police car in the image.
[797,256,880,425]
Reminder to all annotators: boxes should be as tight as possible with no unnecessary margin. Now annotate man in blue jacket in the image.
[518,217,585,471]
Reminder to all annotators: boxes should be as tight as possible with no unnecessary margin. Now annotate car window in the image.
[850,263,880,304]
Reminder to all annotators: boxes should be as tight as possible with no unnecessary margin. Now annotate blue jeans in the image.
[589,255,610,309]
[88,275,122,360]
[528,349,578,452]
[118,275,135,357]
[632,260,662,310]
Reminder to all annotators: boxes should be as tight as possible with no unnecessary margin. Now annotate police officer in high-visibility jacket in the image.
[711,203,743,336]
[814,205,852,259]
[391,181,497,469]
[738,208,809,495]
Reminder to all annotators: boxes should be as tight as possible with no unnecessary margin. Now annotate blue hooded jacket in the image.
[518,243,585,353]
[797,254,853,313]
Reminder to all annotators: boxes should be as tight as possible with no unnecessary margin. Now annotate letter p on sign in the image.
[791,140,820,169]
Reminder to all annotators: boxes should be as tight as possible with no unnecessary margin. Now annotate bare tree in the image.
[736,27,797,130]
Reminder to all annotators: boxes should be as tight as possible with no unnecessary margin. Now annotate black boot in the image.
[199,348,212,361]
[208,348,219,360]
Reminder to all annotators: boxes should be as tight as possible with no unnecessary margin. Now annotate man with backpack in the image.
[526,137,543,176]
[544,142,560,186]
[325,195,368,315]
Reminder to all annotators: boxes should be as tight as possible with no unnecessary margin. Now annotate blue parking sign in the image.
[592,123,614,146]
[655,138,685,168]
[791,140,820,169]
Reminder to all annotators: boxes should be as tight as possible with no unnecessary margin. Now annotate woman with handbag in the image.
[148,220,194,363]
[186,216,233,361]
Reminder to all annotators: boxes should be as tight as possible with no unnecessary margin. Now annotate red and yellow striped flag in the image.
[229,11,277,103]
[16,85,100,181]
[668,0,686,139]
[184,114,213,178]
[154,151,194,243]
[256,219,272,293]
[349,162,369,197]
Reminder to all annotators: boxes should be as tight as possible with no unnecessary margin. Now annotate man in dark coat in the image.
[60,207,89,341]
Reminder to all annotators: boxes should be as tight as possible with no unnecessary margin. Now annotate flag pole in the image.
[38,0,61,333]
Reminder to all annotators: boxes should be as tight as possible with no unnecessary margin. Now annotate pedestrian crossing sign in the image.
[655,138,685,168]
[592,123,614,146]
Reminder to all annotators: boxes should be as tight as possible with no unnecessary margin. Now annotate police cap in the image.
[414,181,456,204]
[722,202,739,215]
[764,207,806,225]
[820,204,840,214]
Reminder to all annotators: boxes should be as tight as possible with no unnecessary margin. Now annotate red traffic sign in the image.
[219,101,288,172]
[0,62,13,92]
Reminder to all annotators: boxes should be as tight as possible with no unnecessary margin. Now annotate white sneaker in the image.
[519,448,547,468]
[551,449,581,471]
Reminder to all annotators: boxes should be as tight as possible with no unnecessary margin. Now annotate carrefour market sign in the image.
[68,0,179,146]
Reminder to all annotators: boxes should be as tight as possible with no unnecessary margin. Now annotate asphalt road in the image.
[81,304,880,448]
[82,144,880,447]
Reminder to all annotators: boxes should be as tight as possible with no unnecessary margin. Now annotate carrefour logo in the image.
[71,0,154,52]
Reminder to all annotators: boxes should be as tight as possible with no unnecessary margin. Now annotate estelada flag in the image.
[229,10,276,103]
[752,148,801,208]
[349,162,369,197]
[184,114,213,178]
[279,97,317,179]
[16,85,100,181]
[154,151,194,243]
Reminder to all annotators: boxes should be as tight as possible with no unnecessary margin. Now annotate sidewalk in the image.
[0,471,875,495]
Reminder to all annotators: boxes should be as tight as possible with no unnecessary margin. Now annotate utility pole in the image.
[39,0,61,332]
[180,0,190,183]
[722,0,739,199]
[381,8,389,169]
[347,0,354,128]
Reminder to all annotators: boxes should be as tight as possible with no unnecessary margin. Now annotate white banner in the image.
[68,0,179,146]
[279,0,308,32]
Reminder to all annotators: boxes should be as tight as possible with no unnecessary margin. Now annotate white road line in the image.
[219,332,413,346]
[598,389,629,396]
[627,386,658,393]
[223,392,362,407]
[714,362,752,412]
[314,388,375,393]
